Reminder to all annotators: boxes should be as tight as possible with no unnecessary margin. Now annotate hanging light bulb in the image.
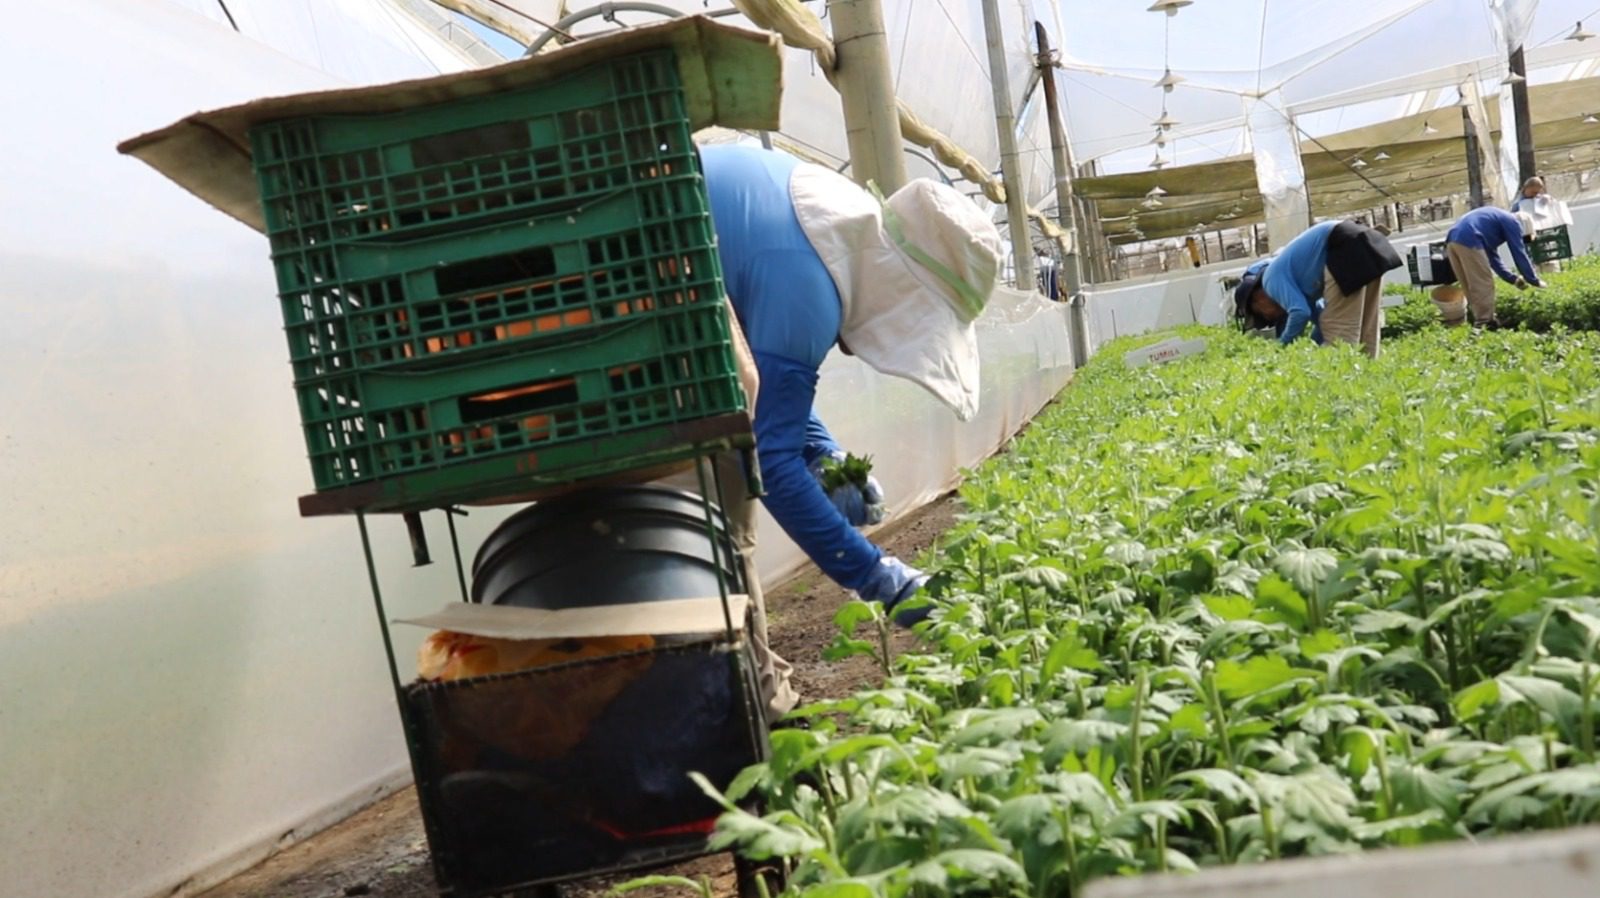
[1147,0,1193,16]
[1150,151,1169,170]
[1150,129,1170,147]
[1352,157,1369,169]
[1501,71,1525,86]
[1584,113,1600,124]
[1154,110,1179,131]
[1146,185,1168,197]
[1374,151,1391,161]
[1422,120,1439,135]
[1155,68,1186,93]
[1568,20,1596,41]
[1142,197,1164,208]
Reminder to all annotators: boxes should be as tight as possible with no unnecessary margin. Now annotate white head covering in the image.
[1514,210,1537,238]
[788,165,1003,421]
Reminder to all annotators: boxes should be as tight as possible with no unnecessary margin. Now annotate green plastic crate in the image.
[1530,225,1572,264]
[250,50,699,247]
[297,304,743,492]
[243,48,750,499]
[272,180,721,380]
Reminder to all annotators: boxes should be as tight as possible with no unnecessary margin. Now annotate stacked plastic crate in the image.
[250,49,748,513]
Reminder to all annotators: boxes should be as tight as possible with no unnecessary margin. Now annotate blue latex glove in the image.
[858,557,932,627]
[807,451,886,527]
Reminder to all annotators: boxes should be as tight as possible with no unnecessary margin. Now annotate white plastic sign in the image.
[1124,337,1209,369]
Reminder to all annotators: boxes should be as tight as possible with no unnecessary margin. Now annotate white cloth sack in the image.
[788,165,1002,422]
[1513,195,1574,231]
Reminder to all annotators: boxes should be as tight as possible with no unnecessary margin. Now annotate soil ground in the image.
[196,496,960,898]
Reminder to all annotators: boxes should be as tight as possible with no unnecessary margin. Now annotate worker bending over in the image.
[1235,220,1401,357]
[1444,206,1543,329]
[700,144,1003,723]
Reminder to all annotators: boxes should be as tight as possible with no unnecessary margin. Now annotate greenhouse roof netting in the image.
[1057,0,1598,170]
[1079,74,1600,241]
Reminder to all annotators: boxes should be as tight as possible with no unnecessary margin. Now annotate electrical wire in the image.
[1255,0,1271,98]
[215,0,239,31]
[1528,4,1600,49]
[928,0,993,85]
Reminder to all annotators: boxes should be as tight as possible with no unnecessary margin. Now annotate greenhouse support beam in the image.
[828,0,908,194]
[1034,22,1083,296]
[1509,46,1536,183]
[981,0,1035,290]
[1462,106,1486,208]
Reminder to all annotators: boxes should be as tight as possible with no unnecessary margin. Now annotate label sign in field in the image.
[1124,337,1209,369]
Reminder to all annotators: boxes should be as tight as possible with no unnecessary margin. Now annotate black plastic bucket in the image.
[471,486,745,609]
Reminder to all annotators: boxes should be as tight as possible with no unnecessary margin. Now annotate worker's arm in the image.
[1503,222,1543,286]
[751,350,883,591]
[801,411,843,467]
[1276,287,1315,345]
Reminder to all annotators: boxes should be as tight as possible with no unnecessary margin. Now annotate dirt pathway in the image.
[196,496,960,898]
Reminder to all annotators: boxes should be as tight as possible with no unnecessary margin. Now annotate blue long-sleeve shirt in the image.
[1447,207,1541,286]
[700,144,881,591]
[1260,222,1336,345]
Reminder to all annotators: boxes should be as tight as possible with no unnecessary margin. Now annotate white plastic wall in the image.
[1082,199,1600,350]
[0,4,1075,897]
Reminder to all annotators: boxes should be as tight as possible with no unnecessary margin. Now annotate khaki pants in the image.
[1446,242,1499,325]
[1319,267,1382,358]
[713,451,799,725]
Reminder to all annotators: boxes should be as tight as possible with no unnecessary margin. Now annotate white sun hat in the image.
[788,164,1003,421]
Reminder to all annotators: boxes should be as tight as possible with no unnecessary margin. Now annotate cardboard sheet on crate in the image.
[116,16,782,233]
[397,594,750,640]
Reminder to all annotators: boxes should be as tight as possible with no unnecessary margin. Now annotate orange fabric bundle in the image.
[417,631,655,682]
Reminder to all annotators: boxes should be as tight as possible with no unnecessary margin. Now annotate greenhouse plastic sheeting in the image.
[450,0,1065,204]
[1491,0,1540,202]
[0,6,491,898]
[1057,0,1599,172]
[1245,90,1310,251]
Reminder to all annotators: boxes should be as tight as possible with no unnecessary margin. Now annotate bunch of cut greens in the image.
[673,326,1600,898]
[818,453,877,494]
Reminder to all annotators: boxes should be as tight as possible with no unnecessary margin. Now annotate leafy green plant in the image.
[702,324,1600,897]
[1384,253,1600,338]
[819,453,877,493]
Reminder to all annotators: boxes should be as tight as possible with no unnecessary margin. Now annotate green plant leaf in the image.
[1454,679,1501,721]
[1204,594,1255,621]
[1215,655,1314,700]
[1274,544,1340,595]
[610,875,711,896]
[1042,629,1103,682]
[909,850,1028,888]
[1254,573,1309,628]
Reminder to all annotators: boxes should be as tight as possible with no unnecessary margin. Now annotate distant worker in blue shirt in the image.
[700,144,1003,723]
[1233,257,1323,341]
[1444,206,1543,329]
[1233,220,1401,357]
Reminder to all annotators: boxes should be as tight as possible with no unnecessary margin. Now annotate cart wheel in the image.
[734,853,786,898]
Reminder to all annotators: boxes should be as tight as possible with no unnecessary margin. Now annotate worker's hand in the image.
[809,452,886,527]
[857,557,932,627]
[1515,276,1531,290]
